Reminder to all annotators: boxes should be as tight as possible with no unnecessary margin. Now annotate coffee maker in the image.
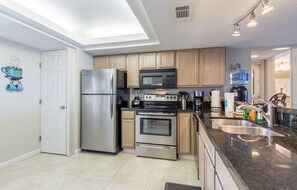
[193,91,204,110]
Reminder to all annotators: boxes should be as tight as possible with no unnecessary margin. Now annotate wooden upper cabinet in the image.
[108,55,126,70]
[157,51,175,68]
[126,54,139,88]
[94,56,108,69]
[176,49,199,87]
[139,52,157,69]
[199,47,225,86]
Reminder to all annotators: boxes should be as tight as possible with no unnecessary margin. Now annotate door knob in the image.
[60,105,66,109]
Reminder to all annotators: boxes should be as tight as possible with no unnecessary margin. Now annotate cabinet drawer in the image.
[216,152,239,190]
[122,111,135,119]
[199,123,215,166]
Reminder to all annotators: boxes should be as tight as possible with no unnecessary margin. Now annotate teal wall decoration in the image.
[1,56,24,91]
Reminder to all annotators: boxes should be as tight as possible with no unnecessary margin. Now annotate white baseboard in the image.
[178,154,195,160]
[74,148,81,154]
[0,149,40,169]
[122,148,136,154]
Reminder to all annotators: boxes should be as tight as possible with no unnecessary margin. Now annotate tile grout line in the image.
[103,152,134,189]
[143,159,157,190]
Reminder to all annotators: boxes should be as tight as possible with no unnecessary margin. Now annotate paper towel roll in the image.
[211,90,221,108]
[224,92,235,113]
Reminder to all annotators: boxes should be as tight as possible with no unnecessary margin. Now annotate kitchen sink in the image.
[212,118,257,127]
[211,119,284,137]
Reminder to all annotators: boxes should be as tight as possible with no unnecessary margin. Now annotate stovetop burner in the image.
[140,94,179,112]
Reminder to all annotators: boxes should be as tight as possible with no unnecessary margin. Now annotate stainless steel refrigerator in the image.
[81,69,126,153]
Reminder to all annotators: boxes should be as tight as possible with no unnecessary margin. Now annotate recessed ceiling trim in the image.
[126,0,159,44]
[0,7,83,49]
[84,33,148,45]
[84,40,160,52]
[0,1,84,47]
[0,0,159,51]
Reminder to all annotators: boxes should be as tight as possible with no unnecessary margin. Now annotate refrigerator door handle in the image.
[110,95,113,119]
[110,72,113,94]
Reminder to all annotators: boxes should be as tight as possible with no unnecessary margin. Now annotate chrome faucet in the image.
[237,99,275,128]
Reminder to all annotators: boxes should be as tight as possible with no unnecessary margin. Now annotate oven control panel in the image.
[144,94,178,102]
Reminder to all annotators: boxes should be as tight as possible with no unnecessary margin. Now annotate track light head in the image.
[262,0,274,14]
[247,12,257,27]
[232,24,240,37]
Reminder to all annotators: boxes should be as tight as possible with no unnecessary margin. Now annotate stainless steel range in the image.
[136,94,178,160]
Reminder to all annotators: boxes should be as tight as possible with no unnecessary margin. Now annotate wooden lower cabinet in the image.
[121,111,135,148]
[215,175,224,190]
[204,149,215,190]
[199,135,205,188]
[177,112,195,154]
[199,122,239,190]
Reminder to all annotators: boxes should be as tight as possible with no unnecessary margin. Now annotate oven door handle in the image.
[137,144,176,150]
[137,112,176,116]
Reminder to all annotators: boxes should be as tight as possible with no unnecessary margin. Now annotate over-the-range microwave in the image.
[139,69,176,89]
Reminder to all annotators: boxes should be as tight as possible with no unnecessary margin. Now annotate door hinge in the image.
[39,136,42,141]
[39,62,42,68]
[39,99,42,104]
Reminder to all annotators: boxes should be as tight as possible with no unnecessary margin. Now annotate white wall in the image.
[0,38,40,164]
[291,48,297,104]
[68,48,93,154]
[225,48,252,101]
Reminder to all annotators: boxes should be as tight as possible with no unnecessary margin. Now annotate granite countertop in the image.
[196,108,297,190]
[121,107,137,111]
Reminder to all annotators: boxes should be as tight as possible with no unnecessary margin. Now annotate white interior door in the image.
[41,50,67,155]
[251,64,260,100]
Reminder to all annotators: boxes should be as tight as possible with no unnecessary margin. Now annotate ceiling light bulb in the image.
[247,12,257,27]
[232,24,240,37]
[262,0,274,15]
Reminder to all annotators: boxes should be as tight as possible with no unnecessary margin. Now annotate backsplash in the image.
[129,87,224,104]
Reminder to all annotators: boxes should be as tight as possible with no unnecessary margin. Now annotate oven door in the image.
[136,114,176,146]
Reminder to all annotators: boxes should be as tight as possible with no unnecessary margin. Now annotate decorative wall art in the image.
[1,56,24,91]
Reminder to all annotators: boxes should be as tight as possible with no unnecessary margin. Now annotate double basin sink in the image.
[211,119,284,137]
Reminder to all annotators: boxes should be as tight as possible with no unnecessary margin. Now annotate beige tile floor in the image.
[0,152,200,190]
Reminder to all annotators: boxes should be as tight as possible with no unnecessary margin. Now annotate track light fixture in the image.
[247,12,257,27]
[232,0,274,37]
[261,0,274,15]
[232,24,240,37]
